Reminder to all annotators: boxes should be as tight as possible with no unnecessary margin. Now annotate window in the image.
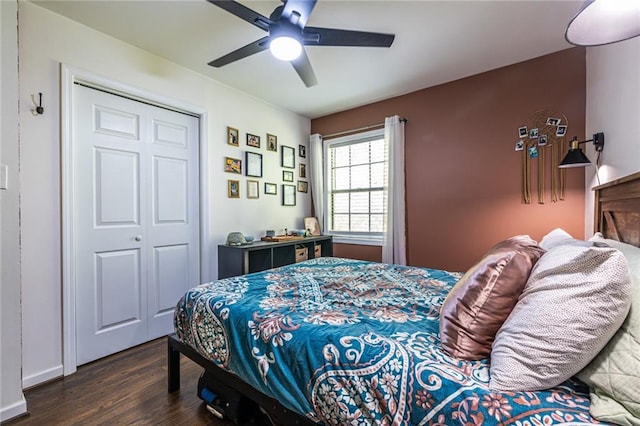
[324,129,386,245]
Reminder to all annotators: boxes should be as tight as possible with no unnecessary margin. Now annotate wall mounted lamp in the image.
[558,132,605,168]
[565,0,640,46]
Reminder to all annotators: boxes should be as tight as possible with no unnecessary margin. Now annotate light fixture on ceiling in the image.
[565,0,640,46]
[269,24,303,61]
[558,132,605,168]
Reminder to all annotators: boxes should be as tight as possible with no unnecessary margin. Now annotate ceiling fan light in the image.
[270,36,302,61]
[565,0,640,46]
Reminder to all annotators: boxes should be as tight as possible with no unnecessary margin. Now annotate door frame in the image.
[60,64,210,375]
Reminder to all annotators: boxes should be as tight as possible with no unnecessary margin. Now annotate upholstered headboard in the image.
[594,171,640,247]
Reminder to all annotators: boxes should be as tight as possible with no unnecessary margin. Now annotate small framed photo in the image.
[297,181,308,193]
[246,180,259,199]
[528,146,539,159]
[546,117,561,126]
[299,163,306,178]
[529,128,539,139]
[283,170,294,182]
[556,125,567,137]
[264,182,277,195]
[304,217,321,236]
[299,144,306,158]
[245,151,263,177]
[224,157,242,174]
[246,133,260,148]
[228,180,240,198]
[515,140,524,151]
[538,134,548,146]
[227,126,239,146]
[281,145,295,168]
[267,133,278,152]
[282,184,296,206]
[518,126,528,138]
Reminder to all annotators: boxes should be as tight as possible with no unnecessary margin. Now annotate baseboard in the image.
[0,395,27,423]
[22,364,63,389]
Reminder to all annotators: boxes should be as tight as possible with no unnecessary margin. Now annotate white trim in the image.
[60,64,209,375]
[331,235,383,246]
[22,364,63,389]
[0,396,27,423]
[199,113,211,281]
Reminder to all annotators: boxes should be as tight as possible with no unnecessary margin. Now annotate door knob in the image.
[135,235,142,241]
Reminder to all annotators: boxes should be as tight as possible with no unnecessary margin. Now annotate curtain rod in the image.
[321,117,407,140]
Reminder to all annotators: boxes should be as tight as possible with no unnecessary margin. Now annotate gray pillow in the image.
[489,241,632,391]
[577,234,640,424]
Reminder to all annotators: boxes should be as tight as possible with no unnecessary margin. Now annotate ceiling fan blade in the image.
[208,36,270,67]
[281,0,317,28]
[303,27,395,47]
[291,48,317,87]
[207,0,272,31]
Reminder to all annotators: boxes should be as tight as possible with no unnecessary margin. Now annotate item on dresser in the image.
[261,235,303,242]
[225,232,247,246]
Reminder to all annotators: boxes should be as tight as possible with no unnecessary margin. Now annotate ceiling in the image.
[32,0,583,119]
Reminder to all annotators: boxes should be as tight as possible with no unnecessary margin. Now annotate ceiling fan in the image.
[206,0,395,87]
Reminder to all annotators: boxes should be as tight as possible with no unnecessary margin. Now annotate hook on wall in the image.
[31,92,44,116]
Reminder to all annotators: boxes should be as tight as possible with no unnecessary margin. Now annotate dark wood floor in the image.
[5,337,234,425]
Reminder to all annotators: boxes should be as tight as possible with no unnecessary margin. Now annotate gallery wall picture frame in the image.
[245,151,263,177]
[281,145,295,168]
[299,163,306,178]
[282,184,296,206]
[247,180,259,199]
[247,133,261,148]
[264,182,277,195]
[299,144,306,158]
[227,126,239,146]
[282,170,294,182]
[228,180,240,198]
[267,133,278,152]
[224,157,242,174]
[297,180,308,193]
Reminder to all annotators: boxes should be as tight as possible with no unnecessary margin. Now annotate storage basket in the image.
[295,245,308,263]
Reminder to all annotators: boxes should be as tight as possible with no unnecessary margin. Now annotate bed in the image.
[168,171,640,425]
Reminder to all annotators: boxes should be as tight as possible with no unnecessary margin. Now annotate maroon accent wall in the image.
[312,48,586,272]
[333,243,382,262]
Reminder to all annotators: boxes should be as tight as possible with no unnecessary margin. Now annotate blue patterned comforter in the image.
[174,257,600,425]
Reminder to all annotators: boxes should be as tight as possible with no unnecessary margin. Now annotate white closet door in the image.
[73,84,199,365]
[146,104,200,339]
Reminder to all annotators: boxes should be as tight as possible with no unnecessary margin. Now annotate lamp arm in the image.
[570,132,605,152]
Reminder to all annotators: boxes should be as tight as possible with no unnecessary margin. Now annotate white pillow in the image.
[489,241,632,391]
[538,228,573,250]
[577,234,640,424]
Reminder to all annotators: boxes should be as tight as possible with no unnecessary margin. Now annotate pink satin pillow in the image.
[439,236,545,360]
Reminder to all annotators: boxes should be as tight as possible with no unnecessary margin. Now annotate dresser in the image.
[217,235,333,279]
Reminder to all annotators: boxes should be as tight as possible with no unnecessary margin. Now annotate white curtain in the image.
[382,115,407,265]
[308,133,324,232]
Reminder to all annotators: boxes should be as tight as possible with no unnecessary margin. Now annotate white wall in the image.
[19,1,310,387]
[584,36,640,236]
[0,0,27,421]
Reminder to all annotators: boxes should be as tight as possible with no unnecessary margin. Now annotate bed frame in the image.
[593,170,640,246]
[167,335,315,424]
[168,170,640,424]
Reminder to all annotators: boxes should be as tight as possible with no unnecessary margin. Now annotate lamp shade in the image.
[565,0,640,46]
[559,148,592,168]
